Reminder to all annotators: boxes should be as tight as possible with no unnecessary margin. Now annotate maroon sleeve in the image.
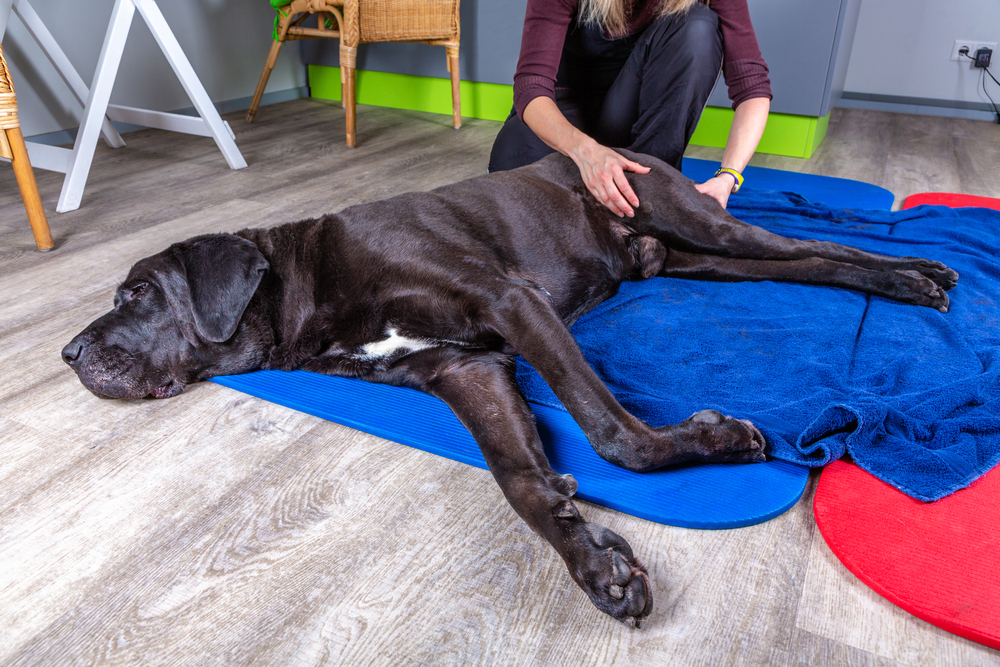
[712,0,772,108]
[512,0,579,119]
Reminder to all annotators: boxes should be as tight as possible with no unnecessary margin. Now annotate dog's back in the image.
[240,153,666,333]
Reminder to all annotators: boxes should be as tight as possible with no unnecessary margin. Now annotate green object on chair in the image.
[270,1,290,42]
[270,1,334,42]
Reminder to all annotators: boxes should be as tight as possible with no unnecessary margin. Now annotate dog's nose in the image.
[61,341,84,366]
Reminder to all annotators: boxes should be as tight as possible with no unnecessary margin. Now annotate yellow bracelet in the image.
[714,167,744,193]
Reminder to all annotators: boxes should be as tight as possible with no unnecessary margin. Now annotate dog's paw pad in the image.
[686,409,725,425]
[596,548,652,627]
[572,524,653,627]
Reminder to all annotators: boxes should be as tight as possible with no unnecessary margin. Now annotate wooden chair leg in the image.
[5,126,53,251]
[340,42,358,147]
[246,38,284,122]
[344,65,356,147]
[446,43,461,130]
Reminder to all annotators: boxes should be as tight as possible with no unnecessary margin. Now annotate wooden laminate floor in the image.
[1,101,999,667]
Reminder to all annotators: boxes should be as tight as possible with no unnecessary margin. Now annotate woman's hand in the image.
[695,174,736,209]
[570,139,651,217]
[522,97,650,217]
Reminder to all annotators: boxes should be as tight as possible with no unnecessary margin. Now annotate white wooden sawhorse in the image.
[0,0,246,212]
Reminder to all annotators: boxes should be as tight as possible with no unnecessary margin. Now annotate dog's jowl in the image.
[63,151,957,627]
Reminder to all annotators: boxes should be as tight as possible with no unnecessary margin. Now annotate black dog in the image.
[62,150,957,627]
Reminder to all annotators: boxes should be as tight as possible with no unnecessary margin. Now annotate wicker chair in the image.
[247,0,461,147]
[0,43,53,251]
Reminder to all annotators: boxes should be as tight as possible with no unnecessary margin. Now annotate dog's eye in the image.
[126,282,148,300]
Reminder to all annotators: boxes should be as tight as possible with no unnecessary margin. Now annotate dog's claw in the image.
[609,584,624,599]
[894,269,953,312]
[904,258,959,291]
[738,419,768,462]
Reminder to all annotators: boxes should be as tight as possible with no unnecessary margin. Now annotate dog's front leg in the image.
[384,348,653,627]
[489,287,767,471]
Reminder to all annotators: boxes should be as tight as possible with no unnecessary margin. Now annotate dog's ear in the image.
[161,235,269,344]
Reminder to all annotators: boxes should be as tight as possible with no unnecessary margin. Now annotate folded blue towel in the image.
[516,192,1000,502]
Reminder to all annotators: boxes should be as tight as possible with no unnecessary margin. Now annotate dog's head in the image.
[62,234,269,400]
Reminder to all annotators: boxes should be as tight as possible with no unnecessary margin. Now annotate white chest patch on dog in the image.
[358,328,435,359]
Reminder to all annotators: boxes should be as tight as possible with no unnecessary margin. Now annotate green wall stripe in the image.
[689,107,830,159]
[308,64,829,158]
[308,64,513,121]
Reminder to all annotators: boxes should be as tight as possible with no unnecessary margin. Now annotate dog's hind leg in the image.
[623,163,958,289]
[379,347,654,627]
[658,248,952,312]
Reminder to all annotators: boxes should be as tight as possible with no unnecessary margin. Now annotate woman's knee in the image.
[488,110,554,172]
[644,4,723,75]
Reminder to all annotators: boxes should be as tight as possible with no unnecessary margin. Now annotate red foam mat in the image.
[903,192,1000,210]
[814,460,1000,649]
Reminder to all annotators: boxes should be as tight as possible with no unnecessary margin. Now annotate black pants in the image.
[488,3,723,173]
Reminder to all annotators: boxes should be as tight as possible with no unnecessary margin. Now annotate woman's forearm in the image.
[694,96,770,208]
[522,96,599,161]
[720,96,770,172]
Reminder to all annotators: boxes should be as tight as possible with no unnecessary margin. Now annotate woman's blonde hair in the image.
[578,0,709,38]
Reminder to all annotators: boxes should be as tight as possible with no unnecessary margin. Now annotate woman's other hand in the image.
[695,174,735,209]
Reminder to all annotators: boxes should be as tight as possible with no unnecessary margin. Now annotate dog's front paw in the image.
[566,522,653,628]
[683,409,767,463]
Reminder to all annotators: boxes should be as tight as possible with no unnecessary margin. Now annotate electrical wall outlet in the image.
[952,39,976,61]
[952,39,998,64]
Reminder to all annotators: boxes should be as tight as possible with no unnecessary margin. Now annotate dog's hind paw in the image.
[894,270,951,313]
[903,259,959,291]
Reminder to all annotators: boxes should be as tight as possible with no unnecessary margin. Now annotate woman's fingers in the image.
[621,158,651,175]
[575,145,652,217]
[612,169,640,210]
[590,168,631,217]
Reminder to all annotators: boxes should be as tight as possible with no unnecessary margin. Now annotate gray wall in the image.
[2,0,306,139]
[300,0,526,86]
[4,0,996,141]
[301,0,861,118]
[843,0,1000,117]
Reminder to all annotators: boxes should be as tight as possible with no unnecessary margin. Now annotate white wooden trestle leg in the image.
[1,0,246,213]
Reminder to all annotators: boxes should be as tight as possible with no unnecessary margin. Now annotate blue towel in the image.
[516,192,1000,502]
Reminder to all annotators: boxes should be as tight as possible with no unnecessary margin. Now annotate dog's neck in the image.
[192,300,276,382]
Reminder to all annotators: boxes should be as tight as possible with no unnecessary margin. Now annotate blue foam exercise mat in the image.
[212,370,809,529]
[681,158,895,210]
